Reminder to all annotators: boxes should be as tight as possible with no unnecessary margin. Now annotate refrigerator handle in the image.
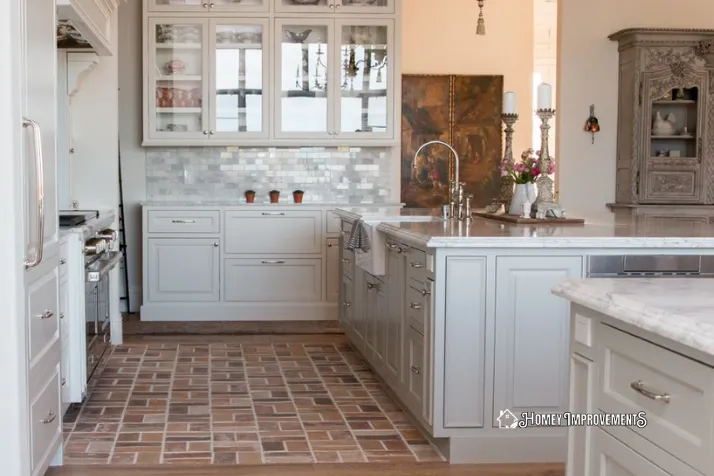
[22,118,44,269]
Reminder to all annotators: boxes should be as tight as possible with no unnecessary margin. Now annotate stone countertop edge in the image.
[551,278,714,359]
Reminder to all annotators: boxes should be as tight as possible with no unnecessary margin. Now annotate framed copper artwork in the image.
[401,74,503,208]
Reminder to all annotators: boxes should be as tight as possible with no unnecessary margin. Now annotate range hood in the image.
[57,0,124,56]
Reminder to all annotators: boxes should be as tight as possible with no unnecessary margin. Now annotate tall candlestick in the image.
[537,83,552,110]
[503,92,517,114]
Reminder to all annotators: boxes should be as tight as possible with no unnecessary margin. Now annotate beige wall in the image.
[402,0,536,156]
[558,0,714,212]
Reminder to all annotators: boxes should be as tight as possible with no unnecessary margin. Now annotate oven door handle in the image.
[85,251,123,282]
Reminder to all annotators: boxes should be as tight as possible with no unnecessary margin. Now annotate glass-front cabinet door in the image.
[640,69,708,204]
[334,19,393,139]
[148,0,269,13]
[275,0,394,14]
[275,19,334,139]
[148,19,209,140]
[209,20,269,139]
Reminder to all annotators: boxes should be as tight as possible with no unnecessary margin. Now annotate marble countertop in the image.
[352,209,714,249]
[552,277,714,358]
[59,209,116,240]
[141,201,405,208]
[334,207,440,223]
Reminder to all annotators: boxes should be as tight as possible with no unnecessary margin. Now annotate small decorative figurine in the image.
[521,200,531,219]
[652,111,677,136]
[584,104,600,144]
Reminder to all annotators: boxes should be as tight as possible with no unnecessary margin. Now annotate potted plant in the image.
[269,189,280,203]
[293,189,305,204]
[244,189,256,203]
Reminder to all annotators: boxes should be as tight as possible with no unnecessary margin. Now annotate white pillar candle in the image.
[503,91,517,114]
[537,83,552,110]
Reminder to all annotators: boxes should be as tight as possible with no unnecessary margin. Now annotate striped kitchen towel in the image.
[347,219,371,252]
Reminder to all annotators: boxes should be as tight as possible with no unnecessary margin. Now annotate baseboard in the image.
[123,319,343,335]
[139,302,338,322]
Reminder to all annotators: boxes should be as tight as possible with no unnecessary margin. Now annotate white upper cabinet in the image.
[148,0,270,13]
[275,0,395,15]
[142,0,400,146]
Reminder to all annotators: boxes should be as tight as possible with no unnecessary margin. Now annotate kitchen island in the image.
[552,278,714,476]
[333,208,714,464]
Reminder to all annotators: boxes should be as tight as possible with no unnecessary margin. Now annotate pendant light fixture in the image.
[476,0,486,35]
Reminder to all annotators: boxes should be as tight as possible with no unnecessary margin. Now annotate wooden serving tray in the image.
[473,211,585,224]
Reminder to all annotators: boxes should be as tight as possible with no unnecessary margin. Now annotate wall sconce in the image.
[584,104,600,144]
[476,0,485,35]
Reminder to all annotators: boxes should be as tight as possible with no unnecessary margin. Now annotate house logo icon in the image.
[497,409,519,429]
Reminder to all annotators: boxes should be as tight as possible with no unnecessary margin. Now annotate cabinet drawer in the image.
[406,285,426,335]
[590,427,673,476]
[407,248,427,286]
[224,258,322,302]
[147,210,220,234]
[598,323,714,474]
[30,365,61,474]
[405,325,425,413]
[225,210,322,254]
[327,211,342,234]
[28,270,59,370]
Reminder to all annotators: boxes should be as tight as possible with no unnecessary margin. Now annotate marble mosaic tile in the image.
[62,338,443,465]
[145,146,392,204]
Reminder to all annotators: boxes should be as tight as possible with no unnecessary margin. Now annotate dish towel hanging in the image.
[347,219,371,252]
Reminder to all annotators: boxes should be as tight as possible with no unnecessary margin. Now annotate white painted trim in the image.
[66,52,100,97]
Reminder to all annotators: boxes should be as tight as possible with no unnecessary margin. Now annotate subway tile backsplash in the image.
[146,146,393,203]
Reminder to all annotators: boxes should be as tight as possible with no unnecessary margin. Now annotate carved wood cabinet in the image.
[610,28,714,209]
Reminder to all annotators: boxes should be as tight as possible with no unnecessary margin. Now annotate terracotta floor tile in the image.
[63,339,434,466]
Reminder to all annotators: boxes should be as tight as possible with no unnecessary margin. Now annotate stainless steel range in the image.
[83,228,122,380]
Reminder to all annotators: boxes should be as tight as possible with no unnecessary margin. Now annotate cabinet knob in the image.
[209,130,215,135]
[343,301,351,307]
[367,283,376,290]
[203,130,209,135]
[342,258,350,263]
[202,2,208,7]
[387,243,397,249]
[40,411,57,424]
[397,247,404,254]
[213,242,219,247]
[61,378,66,386]
[421,289,430,296]
[59,258,66,265]
[38,310,54,320]
[327,243,333,247]
[410,365,421,375]
[209,2,214,6]
[335,4,341,8]
[329,3,335,8]
[60,312,64,319]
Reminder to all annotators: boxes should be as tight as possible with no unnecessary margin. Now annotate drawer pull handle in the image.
[38,310,53,319]
[630,380,670,403]
[262,212,286,216]
[342,258,350,263]
[172,219,196,224]
[261,260,286,264]
[410,366,421,375]
[61,378,66,386]
[421,289,430,296]
[327,243,333,247]
[410,303,422,310]
[397,247,405,254]
[343,301,351,307]
[60,312,64,319]
[214,242,219,247]
[59,258,66,265]
[411,262,424,268]
[41,411,56,424]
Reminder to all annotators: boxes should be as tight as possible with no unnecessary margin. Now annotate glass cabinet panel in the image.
[336,21,392,137]
[649,86,702,159]
[276,21,333,137]
[149,0,268,13]
[149,19,208,139]
[210,21,268,137]
[337,0,394,13]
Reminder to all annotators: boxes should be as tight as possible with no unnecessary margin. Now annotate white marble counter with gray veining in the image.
[350,209,714,249]
[141,201,405,208]
[59,209,116,240]
[552,277,714,358]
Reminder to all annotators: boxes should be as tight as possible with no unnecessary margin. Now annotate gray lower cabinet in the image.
[363,273,387,373]
[404,324,425,415]
[590,428,671,476]
[223,258,322,302]
[224,210,323,255]
[147,238,220,302]
[384,240,406,385]
[492,255,582,424]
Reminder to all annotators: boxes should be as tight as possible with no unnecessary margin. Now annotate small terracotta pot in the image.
[293,191,304,204]
[269,191,280,204]
[244,191,255,203]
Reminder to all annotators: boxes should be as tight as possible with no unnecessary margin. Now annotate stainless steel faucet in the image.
[412,140,466,219]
